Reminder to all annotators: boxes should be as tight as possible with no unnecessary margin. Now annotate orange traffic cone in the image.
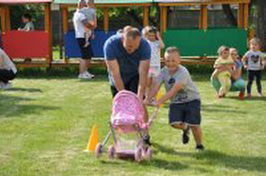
[84,125,99,152]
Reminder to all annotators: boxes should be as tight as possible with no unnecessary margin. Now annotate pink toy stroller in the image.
[95,90,159,161]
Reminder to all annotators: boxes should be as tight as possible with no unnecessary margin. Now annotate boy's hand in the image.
[244,64,248,69]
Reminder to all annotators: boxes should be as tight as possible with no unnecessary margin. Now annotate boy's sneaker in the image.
[196,144,205,151]
[85,71,95,79]
[182,127,190,144]
[238,92,245,100]
[143,135,152,146]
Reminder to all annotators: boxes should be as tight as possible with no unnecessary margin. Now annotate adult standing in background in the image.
[73,0,96,79]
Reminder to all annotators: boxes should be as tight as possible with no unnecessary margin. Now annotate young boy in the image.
[146,47,204,150]
[242,38,265,97]
[79,0,97,47]
[18,14,35,31]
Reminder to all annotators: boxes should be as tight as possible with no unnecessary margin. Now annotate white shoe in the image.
[0,82,12,89]
[78,73,92,80]
[85,71,95,79]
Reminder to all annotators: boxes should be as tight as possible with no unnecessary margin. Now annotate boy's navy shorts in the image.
[169,99,201,126]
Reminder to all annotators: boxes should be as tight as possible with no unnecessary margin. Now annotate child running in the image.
[242,38,265,98]
[142,26,165,95]
[212,46,234,98]
[145,47,204,150]
[79,0,97,47]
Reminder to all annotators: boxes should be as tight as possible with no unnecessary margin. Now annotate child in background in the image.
[142,26,165,96]
[212,46,234,98]
[230,48,245,99]
[79,0,97,47]
[18,14,35,31]
[145,47,204,150]
[242,38,265,97]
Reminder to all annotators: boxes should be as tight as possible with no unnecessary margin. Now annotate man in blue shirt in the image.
[104,27,151,145]
[104,27,151,101]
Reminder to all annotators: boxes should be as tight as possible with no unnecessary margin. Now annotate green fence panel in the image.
[164,28,247,57]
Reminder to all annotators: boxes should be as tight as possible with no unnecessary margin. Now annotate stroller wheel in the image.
[134,147,142,162]
[145,147,152,161]
[95,143,103,158]
[108,145,116,159]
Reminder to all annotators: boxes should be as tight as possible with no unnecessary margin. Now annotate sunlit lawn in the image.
[0,70,265,176]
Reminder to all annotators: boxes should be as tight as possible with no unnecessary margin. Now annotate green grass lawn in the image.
[0,72,266,176]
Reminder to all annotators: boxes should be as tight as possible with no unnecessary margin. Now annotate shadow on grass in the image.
[0,94,59,118]
[195,150,266,172]
[201,104,246,114]
[226,96,266,101]
[5,87,43,93]
[101,157,188,171]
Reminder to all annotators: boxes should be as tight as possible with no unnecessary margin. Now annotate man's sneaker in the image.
[85,71,95,79]
[78,73,92,80]
[238,91,245,100]
[258,93,263,97]
[196,144,205,151]
[247,94,252,98]
[143,135,152,146]
[182,127,190,144]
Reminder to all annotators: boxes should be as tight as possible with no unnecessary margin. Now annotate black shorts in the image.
[110,75,139,97]
[76,38,93,59]
[169,100,201,126]
[0,69,16,83]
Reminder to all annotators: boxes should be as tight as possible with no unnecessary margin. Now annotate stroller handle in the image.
[147,107,160,127]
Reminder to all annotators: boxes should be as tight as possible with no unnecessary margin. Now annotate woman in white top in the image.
[0,48,17,89]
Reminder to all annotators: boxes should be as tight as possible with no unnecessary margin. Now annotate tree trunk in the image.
[222,4,237,26]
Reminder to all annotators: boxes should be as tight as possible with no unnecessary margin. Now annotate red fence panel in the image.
[2,30,49,58]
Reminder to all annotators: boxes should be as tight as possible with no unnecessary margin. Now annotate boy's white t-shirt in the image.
[73,10,87,38]
[148,40,161,67]
[0,48,17,73]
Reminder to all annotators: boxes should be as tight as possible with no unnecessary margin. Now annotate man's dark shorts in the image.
[110,75,139,97]
[169,99,201,126]
[76,38,93,59]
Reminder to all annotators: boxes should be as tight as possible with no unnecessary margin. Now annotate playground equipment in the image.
[54,0,153,64]
[157,0,250,64]
[0,0,52,67]
[0,0,251,67]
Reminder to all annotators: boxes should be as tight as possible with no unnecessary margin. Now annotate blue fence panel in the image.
[64,30,116,58]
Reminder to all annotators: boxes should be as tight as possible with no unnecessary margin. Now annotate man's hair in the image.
[250,37,261,46]
[217,45,229,56]
[22,13,32,21]
[165,47,180,55]
[124,28,141,40]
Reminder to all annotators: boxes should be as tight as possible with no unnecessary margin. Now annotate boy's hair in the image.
[250,37,261,46]
[165,47,180,55]
[124,28,141,40]
[22,13,32,21]
[217,45,229,56]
